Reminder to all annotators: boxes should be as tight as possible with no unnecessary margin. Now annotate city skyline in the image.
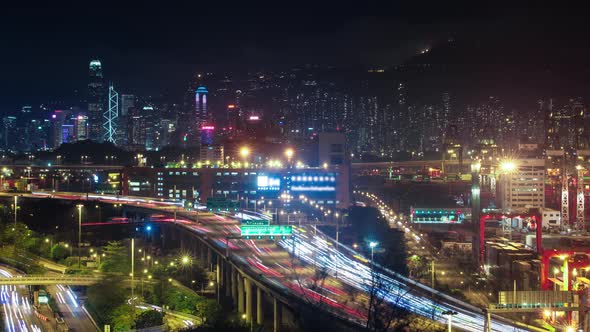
[2,3,590,110]
[3,4,590,332]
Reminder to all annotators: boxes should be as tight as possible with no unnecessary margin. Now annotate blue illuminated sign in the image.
[257,175,281,191]
[289,173,336,192]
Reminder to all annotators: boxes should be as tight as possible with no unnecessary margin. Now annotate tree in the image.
[86,277,128,325]
[51,244,70,261]
[110,304,135,332]
[100,241,129,273]
[134,310,164,329]
[1,222,31,249]
[195,299,222,325]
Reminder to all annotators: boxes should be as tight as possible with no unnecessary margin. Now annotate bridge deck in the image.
[0,275,101,285]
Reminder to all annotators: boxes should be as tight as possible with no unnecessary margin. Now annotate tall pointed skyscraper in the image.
[195,86,209,143]
[88,59,105,142]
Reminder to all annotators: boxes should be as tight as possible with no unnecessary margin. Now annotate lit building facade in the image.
[195,86,208,142]
[87,59,105,142]
[74,115,88,141]
[123,166,350,209]
[498,159,545,212]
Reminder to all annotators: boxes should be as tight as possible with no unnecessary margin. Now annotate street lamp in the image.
[334,212,340,250]
[240,147,250,167]
[14,195,18,226]
[45,237,53,255]
[285,148,294,166]
[442,310,458,332]
[181,255,193,279]
[76,204,83,268]
[369,241,378,263]
[499,160,517,173]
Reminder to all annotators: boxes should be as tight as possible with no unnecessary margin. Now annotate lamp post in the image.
[181,255,192,280]
[285,148,294,167]
[45,237,53,256]
[369,242,378,264]
[95,204,102,222]
[240,146,250,168]
[141,269,148,297]
[14,195,18,226]
[76,204,83,268]
[131,238,135,302]
[442,310,458,332]
[335,212,340,250]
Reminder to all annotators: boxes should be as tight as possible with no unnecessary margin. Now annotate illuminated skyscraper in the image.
[120,94,135,116]
[117,94,134,146]
[103,84,118,143]
[200,125,214,146]
[195,86,208,140]
[74,115,88,141]
[87,59,105,142]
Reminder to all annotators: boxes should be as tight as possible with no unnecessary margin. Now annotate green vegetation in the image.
[50,244,70,261]
[195,300,222,325]
[135,310,164,329]
[86,276,131,331]
[0,222,51,256]
[110,305,136,332]
[99,241,129,273]
[0,246,46,274]
[149,280,203,314]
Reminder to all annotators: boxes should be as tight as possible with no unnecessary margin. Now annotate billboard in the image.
[289,173,336,192]
[257,175,281,191]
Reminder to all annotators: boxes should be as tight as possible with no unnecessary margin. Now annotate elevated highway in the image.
[352,159,467,175]
[1,191,544,331]
[0,275,100,286]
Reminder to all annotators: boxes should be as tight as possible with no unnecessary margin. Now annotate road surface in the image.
[0,266,52,332]
[45,284,97,332]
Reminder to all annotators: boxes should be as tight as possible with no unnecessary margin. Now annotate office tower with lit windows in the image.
[120,94,135,116]
[195,86,208,127]
[87,59,105,142]
[2,116,17,150]
[117,94,134,146]
[74,114,89,141]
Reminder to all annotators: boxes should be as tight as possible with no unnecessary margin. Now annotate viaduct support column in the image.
[231,268,238,306]
[200,242,206,263]
[225,262,232,298]
[216,260,222,303]
[273,297,282,332]
[256,287,264,325]
[216,261,221,286]
[207,247,212,267]
[237,274,245,313]
[245,278,253,322]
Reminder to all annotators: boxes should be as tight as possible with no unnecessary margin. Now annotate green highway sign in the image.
[240,225,293,237]
[241,219,270,226]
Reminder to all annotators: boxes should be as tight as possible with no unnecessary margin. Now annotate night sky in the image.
[0,3,587,111]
